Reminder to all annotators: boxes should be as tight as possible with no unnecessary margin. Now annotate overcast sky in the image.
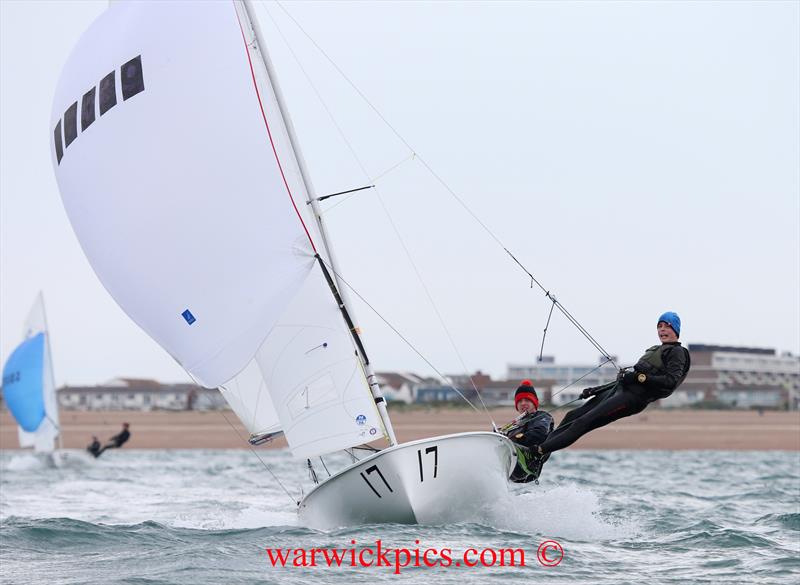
[1,0,798,388]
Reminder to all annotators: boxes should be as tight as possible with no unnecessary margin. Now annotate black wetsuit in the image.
[539,342,690,454]
[500,411,554,482]
[110,430,130,447]
[95,429,131,457]
[87,439,101,457]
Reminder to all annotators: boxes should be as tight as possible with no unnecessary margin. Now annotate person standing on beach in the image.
[93,423,131,458]
[498,380,554,482]
[528,311,691,462]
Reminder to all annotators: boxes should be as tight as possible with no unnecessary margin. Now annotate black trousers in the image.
[539,384,648,454]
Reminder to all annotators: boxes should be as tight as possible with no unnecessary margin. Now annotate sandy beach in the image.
[1,408,798,451]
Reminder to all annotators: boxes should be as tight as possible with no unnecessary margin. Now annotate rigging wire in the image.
[261,1,495,424]
[371,152,417,183]
[515,360,620,421]
[319,457,331,477]
[219,410,300,506]
[318,255,490,419]
[322,153,417,214]
[541,357,617,416]
[271,0,619,369]
[538,296,557,363]
[546,395,584,414]
[323,153,417,213]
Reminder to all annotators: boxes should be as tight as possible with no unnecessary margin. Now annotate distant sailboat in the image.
[51,1,515,526]
[2,293,61,455]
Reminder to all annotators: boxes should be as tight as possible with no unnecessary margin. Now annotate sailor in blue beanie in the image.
[657,311,681,338]
[526,311,691,460]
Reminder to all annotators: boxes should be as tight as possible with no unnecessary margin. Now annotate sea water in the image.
[1,449,798,584]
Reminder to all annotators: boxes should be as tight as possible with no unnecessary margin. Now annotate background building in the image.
[507,356,618,406]
[387,370,556,407]
[57,378,227,411]
[4,344,795,412]
[667,345,799,410]
[375,372,433,404]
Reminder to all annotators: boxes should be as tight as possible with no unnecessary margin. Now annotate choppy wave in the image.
[1,449,798,584]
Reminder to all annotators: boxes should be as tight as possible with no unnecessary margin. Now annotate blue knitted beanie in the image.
[657,311,681,337]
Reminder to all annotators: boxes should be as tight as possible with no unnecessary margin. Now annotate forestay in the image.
[51,1,385,458]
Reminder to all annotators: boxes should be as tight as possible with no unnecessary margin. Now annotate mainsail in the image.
[1,294,60,453]
[51,1,387,458]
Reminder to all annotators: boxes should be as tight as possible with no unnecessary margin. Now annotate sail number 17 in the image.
[359,445,440,499]
[417,445,438,482]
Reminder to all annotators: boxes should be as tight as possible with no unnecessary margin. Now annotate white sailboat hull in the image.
[298,432,516,529]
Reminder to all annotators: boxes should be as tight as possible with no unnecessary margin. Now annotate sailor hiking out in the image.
[88,423,131,458]
[528,311,691,463]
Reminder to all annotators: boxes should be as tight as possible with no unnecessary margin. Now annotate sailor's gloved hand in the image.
[580,386,599,399]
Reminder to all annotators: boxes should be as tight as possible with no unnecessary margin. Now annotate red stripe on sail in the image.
[233,3,317,254]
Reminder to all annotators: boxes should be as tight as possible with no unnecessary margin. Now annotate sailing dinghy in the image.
[2,293,62,458]
[51,1,515,526]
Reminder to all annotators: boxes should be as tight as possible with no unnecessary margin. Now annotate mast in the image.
[237,1,397,446]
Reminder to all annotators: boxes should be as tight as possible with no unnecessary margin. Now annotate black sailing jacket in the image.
[624,341,691,401]
[111,430,131,447]
[502,410,554,449]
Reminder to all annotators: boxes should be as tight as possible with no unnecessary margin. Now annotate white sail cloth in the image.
[16,295,60,453]
[51,1,384,458]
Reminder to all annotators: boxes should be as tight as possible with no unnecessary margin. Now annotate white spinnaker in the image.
[19,294,59,453]
[52,1,384,457]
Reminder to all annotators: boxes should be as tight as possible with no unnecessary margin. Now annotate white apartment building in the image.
[507,356,618,406]
[664,345,798,409]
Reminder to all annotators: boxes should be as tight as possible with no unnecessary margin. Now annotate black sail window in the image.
[63,102,78,148]
[81,87,96,131]
[99,71,116,115]
[54,120,63,164]
[121,55,144,100]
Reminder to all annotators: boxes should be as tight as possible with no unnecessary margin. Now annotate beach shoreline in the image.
[2,408,798,451]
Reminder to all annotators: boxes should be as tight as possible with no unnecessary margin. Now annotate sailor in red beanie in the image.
[514,380,539,412]
[499,380,554,482]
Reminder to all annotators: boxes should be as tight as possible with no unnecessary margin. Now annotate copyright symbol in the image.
[537,540,564,567]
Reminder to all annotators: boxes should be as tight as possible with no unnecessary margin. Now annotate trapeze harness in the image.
[538,343,691,455]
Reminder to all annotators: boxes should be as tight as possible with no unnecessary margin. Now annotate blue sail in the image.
[2,332,46,433]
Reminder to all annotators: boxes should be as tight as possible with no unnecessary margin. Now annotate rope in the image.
[220,410,300,506]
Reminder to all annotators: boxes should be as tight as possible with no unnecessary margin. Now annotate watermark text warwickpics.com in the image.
[265,539,564,573]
